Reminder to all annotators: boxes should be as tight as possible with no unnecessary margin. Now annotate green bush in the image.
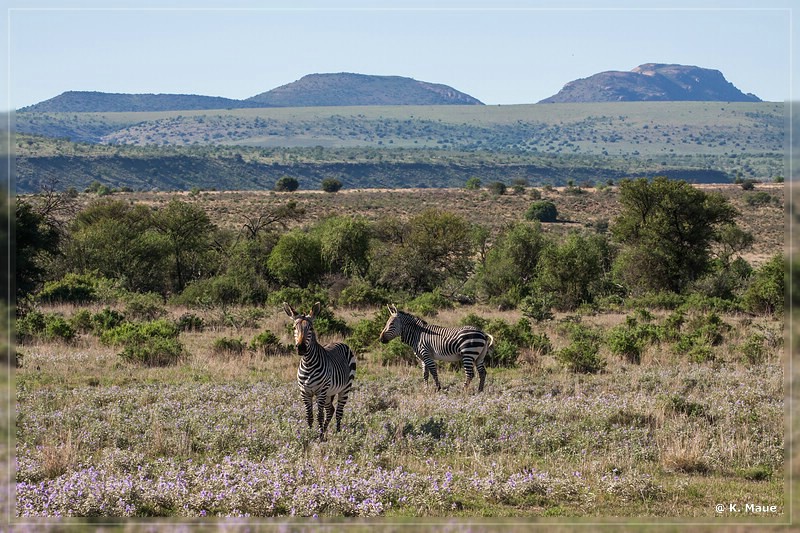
[212,337,245,356]
[274,176,299,192]
[266,287,328,312]
[43,315,76,343]
[520,294,555,322]
[348,309,390,355]
[556,339,605,374]
[17,311,76,343]
[488,339,518,367]
[378,338,416,366]
[739,333,767,365]
[459,312,488,330]
[321,178,343,193]
[176,313,205,332]
[100,319,179,346]
[742,254,785,316]
[119,337,185,367]
[122,292,166,321]
[337,280,391,308]
[606,316,663,364]
[524,200,558,222]
[249,330,286,356]
[91,308,126,333]
[69,309,93,334]
[37,272,107,304]
[406,291,454,317]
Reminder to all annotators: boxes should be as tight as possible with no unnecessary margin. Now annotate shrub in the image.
[100,319,179,346]
[489,340,519,367]
[742,254,785,316]
[524,200,558,222]
[90,308,126,333]
[43,315,76,343]
[266,287,328,312]
[177,313,205,332]
[378,338,416,366]
[16,310,46,343]
[348,309,390,355]
[119,337,185,367]
[406,291,454,317]
[487,181,507,195]
[212,337,245,356]
[338,280,391,308]
[743,191,773,207]
[321,178,343,193]
[274,176,299,192]
[459,313,488,330]
[464,177,482,190]
[606,317,663,364]
[37,272,104,304]
[556,339,605,374]
[520,294,555,322]
[69,309,93,334]
[122,292,166,321]
[249,330,285,356]
[739,333,768,365]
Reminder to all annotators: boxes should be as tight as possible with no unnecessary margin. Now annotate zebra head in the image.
[283,302,322,355]
[379,304,401,344]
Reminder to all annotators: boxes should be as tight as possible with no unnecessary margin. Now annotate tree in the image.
[321,178,343,193]
[152,200,216,293]
[464,177,482,190]
[370,210,474,294]
[15,201,61,299]
[274,176,299,192]
[487,181,507,196]
[525,200,558,222]
[611,177,737,294]
[266,230,324,287]
[314,216,372,278]
[475,221,546,304]
[65,199,170,294]
[533,232,613,311]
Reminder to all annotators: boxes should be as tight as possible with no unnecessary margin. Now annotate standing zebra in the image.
[379,305,493,392]
[284,302,357,440]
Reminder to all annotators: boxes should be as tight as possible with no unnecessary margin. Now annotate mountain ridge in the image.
[20,73,483,113]
[540,63,760,103]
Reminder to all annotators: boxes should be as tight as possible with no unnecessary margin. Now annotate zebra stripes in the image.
[379,305,493,392]
[284,302,357,440]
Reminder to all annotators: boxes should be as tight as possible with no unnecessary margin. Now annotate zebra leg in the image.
[323,395,335,435]
[302,391,314,429]
[317,395,328,439]
[477,361,487,392]
[427,361,441,391]
[462,355,475,390]
[334,387,351,432]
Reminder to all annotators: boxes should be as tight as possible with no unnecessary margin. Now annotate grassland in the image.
[15,101,785,193]
[12,184,789,525]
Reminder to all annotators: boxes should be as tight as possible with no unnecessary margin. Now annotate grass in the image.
[14,303,786,519]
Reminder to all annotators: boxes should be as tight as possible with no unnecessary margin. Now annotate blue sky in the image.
[2,0,796,110]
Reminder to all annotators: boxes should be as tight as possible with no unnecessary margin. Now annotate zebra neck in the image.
[300,343,326,364]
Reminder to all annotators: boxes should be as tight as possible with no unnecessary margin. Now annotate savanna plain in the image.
[13,183,789,525]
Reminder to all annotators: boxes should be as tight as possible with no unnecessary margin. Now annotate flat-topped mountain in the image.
[246,73,483,107]
[540,63,761,103]
[20,74,483,113]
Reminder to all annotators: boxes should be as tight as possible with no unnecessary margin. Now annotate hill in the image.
[18,91,264,113]
[540,64,761,103]
[246,73,483,107]
[20,74,482,113]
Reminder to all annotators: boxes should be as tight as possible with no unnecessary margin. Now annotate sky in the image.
[1,0,797,110]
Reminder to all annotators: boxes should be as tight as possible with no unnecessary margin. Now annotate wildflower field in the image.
[15,304,785,522]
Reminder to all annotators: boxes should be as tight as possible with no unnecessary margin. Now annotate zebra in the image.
[378,305,493,392]
[284,302,357,440]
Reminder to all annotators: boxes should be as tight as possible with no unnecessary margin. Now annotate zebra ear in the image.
[310,301,322,319]
[283,302,297,318]
[388,304,398,315]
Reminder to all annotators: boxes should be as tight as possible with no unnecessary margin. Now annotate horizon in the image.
[2,1,796,111]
